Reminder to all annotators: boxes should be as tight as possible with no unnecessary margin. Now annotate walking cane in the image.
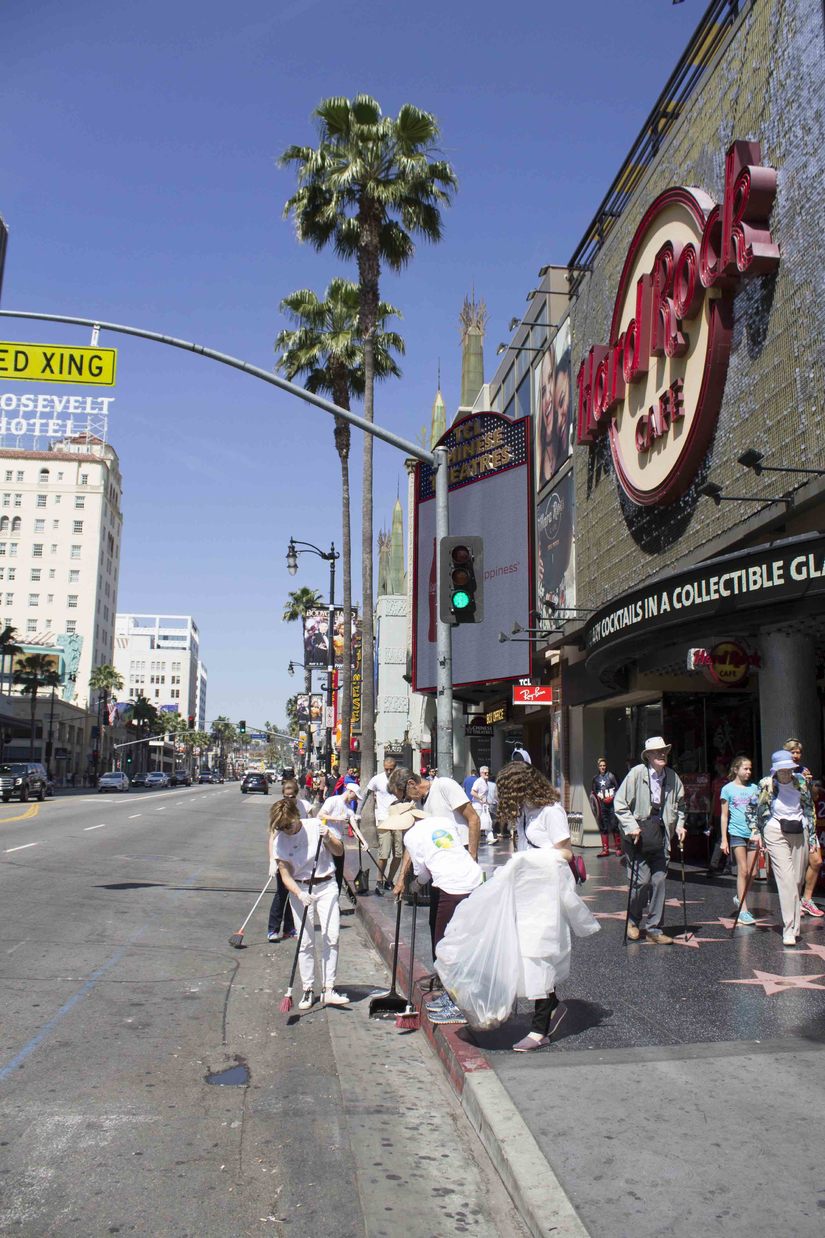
[729,843,762,935]
[623,838,641,945]
[679,838,691,942]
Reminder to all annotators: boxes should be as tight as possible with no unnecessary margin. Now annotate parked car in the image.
[241,771,269,795]
[198,770,214,784]
[130,771,149,787]
[171,770,192,787]
[0,762,49,802]
[145,771,170,789]
[98,771,130,793]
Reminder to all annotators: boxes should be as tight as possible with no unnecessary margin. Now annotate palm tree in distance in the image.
[280,94,457,781]
[282,587,323,697]
[0,625,22,697]
[275,276,403,772]
[14,654,62,761]
[89,664,125,776]
[130,694,160,773]
[210,716,237,778]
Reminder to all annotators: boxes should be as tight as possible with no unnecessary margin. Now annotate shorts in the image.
[378,829,405,862]
[728,834,753,849]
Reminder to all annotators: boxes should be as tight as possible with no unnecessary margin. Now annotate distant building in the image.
[114,614,206,728]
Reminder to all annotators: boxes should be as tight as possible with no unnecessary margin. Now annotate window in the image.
[48,569,55,580]
[7,568,14,581]
[4,593,12,606]
[65,620,77,634]
[34,520,45,532]
[0,568,4,580]
[13,494,21,507]
[30,569,41,582]
[2,495,9,508]
[57,472,63,481]
[38,469,49,484]
[16,471,23,483]
[70,545,80,559]
[52,520,59,529]
[54,495,61,504]
[26,619,36,634]
[75,495,85,509]
[3,472,10,482]
[73,521,83,534]
[69,569,79,582]
[67,594,78,608]
[47,594,53,604]
[80,473,88,486]
[10,517,20,533]
[0,517,7,532]
[50,544,57,554]
[8,543,17,557]
[36,495,46,508]
[32,544,43,558]
[28,594,39,606]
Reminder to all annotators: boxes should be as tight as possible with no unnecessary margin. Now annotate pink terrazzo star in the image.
[664,898,702,908]
[594,910,631,920]
[672,934,726,948]
[588,885,629,893]
[703,916,776,930]
[723,970,825,995]
[797,941,825,961]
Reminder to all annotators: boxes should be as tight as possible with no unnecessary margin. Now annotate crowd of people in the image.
[265,733,824,1047]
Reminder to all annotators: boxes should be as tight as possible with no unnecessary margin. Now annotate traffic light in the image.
[438,536,483,624]
[238,720,246,735]
[188,715,195,730]
[126,754,133,766]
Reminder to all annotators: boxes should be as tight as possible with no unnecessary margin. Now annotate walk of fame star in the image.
[723,970,825,995]
[664,897,702,908]
[797,941,825,961]
[702,916,775,930]
[589,885,628,893]
[594,910,631,920]
[672,935,725,948]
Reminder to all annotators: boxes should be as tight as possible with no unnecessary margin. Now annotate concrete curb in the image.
[344,849,590,1238]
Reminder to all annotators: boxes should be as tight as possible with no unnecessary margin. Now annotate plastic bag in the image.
[435,873,520,1029]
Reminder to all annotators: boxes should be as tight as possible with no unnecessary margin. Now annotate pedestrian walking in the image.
[784,738,824,917]
[358,756,399,895]
[392,801,484,1024]
[592,757,620,857]
[613,736,686,944]
[471,766,496,845]
[269,799,348,1009]
[493,761,595,1050]
[746,750,817,946]
[719,756,760,925]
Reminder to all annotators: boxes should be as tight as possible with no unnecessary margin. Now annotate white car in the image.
[98,771,130,793]
[145,771,170,789]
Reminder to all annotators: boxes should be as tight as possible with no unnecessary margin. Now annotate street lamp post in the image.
[45,680,59,777]
[286,538,339,777]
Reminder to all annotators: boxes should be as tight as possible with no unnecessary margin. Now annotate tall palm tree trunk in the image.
[29,687,37,760]
[358,218,381,783]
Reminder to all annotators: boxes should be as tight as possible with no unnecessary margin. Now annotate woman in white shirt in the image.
[495,762,575,1051]
[471,766,496,846]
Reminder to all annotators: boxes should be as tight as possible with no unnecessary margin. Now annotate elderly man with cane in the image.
[614,736,686,944]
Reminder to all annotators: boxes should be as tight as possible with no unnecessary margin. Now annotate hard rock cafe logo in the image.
[689,640,761,686]
[576,141,780,506]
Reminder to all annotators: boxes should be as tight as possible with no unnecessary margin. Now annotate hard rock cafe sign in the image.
[576,141,780,506]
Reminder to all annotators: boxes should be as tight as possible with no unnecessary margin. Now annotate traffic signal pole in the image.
[0,308,455,780]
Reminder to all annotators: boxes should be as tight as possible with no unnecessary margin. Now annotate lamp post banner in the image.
[412,412,532,692]
[302,606,357,671]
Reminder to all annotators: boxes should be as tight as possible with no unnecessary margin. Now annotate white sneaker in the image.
[298,988,314,1010]
[782,933,797,947]
[322,989,349,1007]
[486,833,495,845]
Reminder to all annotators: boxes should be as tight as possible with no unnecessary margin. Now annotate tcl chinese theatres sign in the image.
[576,141,780,506]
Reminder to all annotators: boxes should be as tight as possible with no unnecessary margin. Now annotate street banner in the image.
[534,320,572,494]
[303,606,358,671]
[536,472,576,614]
[351,624,362,733]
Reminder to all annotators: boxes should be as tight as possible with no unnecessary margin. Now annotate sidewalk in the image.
[344,839,825,1238]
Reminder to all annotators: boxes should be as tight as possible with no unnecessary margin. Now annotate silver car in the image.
[145,771,170,789]
[98,771,130,793]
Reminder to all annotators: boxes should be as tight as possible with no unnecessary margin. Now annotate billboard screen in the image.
[413,412,532,692]
[536,471,576,613]
[534,319,572,493]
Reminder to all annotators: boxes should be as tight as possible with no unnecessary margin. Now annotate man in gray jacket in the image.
[614,736,686,944]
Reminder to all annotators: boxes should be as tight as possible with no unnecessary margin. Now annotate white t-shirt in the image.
[403,816,483,895]
[362,772,394,825]
[272,817,340,881]
[319,793,358,825]
[422,776,472,845]
[773,780,803,822]
[517,803,570,851]
[470,776,489,806]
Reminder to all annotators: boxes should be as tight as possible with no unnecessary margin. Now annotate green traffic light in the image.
[452,590,471,610]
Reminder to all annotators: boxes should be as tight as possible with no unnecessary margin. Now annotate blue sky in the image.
[2,0,699,728]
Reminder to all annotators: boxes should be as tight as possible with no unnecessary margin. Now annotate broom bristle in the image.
[395,1007,420,1031]
[228,932,244,949]
[279,994,293,1013]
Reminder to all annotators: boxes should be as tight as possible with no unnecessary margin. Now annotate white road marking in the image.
[5,842,39,853]
[6,941,24,954]
[84,824,106,831]
[127,814,141,819]
[156,806,165,811]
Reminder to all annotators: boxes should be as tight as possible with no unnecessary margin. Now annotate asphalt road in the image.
[0,785,523,1237]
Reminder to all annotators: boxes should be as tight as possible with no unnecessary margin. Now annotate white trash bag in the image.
[435,873,520,1030]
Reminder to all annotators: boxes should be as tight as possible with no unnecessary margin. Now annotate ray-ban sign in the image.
[513,684,553,705]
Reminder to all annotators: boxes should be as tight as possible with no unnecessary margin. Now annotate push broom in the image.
[395,889,420,1032]
[279,834,324,1013]
[228,876,273,949]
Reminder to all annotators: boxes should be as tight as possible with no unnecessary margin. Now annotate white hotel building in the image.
[0,436,123,707]
[113,613,207,728]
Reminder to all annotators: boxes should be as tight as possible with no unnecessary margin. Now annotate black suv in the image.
[0,762,49,802]
[241,772,268,795]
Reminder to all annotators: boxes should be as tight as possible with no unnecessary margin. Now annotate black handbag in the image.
[778,817,804,835]
[638,815,666,853]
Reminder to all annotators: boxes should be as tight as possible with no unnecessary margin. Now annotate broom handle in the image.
[286,834,325,992]
[407,892,418,1005]
[389,895,403,991]
[239,876,274,933]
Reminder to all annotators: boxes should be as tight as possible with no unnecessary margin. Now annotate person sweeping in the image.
[270,799,349,1011]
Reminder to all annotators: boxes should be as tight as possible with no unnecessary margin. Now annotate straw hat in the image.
[385,801,426,830]
[641,736,672,760]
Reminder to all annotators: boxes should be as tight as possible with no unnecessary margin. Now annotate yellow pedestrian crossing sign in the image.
[0,341,117,386]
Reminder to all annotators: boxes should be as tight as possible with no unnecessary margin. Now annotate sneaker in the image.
[383,880,394,892]
[425,993,450,1013]
[732,895,740,909]
[374,883,384,897]
[626,922,641,941]
[285,929,298,939]
[783,933,797,947]
[513,1033,549,1052]
[547,1001,568,1038]
[737,910,756,925]
[802,898,825,918]
[322,989,349,1006]
[267,930,282,942]
[298,988,314,1010]
[647,931,674,945]
[486,833,495,845]
[428,998,466,1025]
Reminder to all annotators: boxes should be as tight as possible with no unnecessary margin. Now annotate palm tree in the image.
[130,694,160,773]
[282,588,322,697]
[14,654,62,760]
[210,716,237,778]
[280,94,457,781]
[275,277,403,773]
[0,625,21,697]
[89,664,125,775]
